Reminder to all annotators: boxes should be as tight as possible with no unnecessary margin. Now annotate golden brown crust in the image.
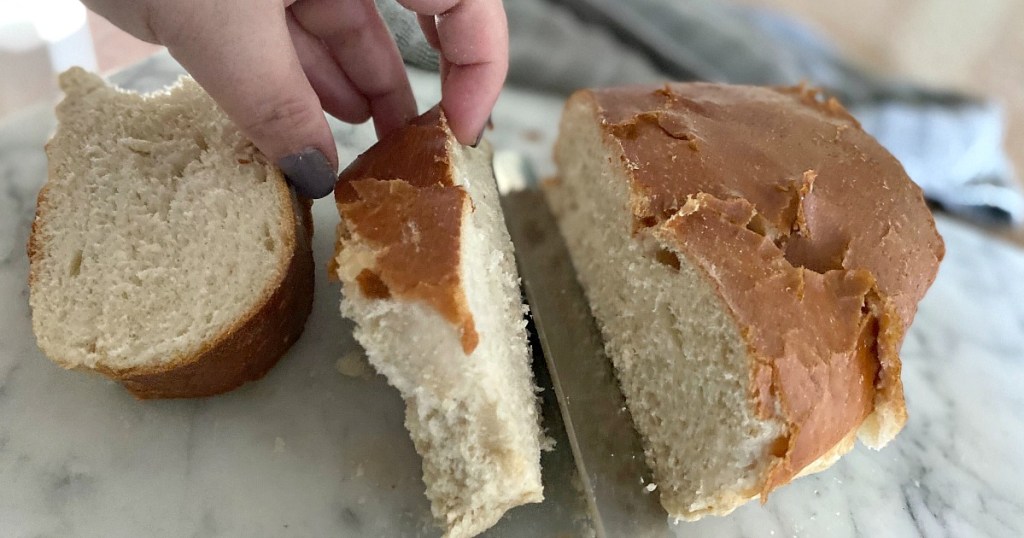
[656,194,896,495]
[334,107,479,354]
[26,183,50,288]
[336,107,454,203]
[111,192,314,399]
[577,83,943,497]
[586,83,944,323]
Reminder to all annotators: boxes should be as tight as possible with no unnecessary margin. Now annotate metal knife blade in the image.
[495,151,672,538]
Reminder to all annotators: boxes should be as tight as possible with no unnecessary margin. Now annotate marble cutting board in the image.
[2,54,1023,537]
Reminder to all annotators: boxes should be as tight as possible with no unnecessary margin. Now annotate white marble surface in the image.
[2,54,1023,537]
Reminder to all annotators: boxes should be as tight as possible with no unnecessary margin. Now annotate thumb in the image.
[152,0,338,198]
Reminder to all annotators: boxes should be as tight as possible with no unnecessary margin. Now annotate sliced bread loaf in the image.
[29,68,314,399]
[331,108,543,538]
[547,83,944,519]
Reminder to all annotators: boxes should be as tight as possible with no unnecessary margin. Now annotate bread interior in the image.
[32,70,292,371]
[548,97,785,519]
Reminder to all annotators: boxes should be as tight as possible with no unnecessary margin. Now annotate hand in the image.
[82,0,509,198]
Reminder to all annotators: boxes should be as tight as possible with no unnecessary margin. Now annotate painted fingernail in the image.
[471,114,494,148]
[277,148,336,199]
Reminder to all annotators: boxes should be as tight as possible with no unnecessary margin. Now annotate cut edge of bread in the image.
[28,67,315,398]
[546,99,782,519]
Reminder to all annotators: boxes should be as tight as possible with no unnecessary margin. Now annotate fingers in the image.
[290,0,417,139]
[401,0,508,145]
[149,0,338,198]
[80,0,161,43]
[286,13,371,124]
[416,14,441,49]
[417,14,450,82]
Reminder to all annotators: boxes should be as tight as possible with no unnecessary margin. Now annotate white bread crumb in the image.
[336,351,370,378]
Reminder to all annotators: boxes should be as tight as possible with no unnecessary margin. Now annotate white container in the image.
[0,0,96,118]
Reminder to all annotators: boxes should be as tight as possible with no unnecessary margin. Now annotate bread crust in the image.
[334,107,478,353]
[656,194,900,496]
[560,83,944,513]
[28,168,314,399]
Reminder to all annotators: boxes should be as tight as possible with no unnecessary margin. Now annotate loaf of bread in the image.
[29,68,314,399]
[331,109,544,537]
[547,83,944,519]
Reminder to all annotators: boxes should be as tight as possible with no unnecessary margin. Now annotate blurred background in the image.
[733,0,1024,203]
[1,0,1021,243]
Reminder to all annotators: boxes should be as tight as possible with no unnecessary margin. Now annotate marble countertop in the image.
[2,54,1023,537]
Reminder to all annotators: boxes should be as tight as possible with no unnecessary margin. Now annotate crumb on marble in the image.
[539,433,556,452]
[336,350,370,378]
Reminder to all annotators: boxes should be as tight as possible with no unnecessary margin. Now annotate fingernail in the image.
[277,148,336,199]
[471,115,493,148]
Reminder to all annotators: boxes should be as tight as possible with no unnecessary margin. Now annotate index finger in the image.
[400,0,508,145]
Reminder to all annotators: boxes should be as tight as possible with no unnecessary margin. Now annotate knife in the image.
[495,151,673,538]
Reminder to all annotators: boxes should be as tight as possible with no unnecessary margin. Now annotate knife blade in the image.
[495,151,672,538]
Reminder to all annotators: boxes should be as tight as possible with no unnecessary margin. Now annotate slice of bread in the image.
[28,67,314,399]
[548,83,944,520]
[331,109,543,538]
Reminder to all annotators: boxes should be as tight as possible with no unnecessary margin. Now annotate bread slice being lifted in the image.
[29,68,314,399]
[547,83,944,520]
[330,108,544,538]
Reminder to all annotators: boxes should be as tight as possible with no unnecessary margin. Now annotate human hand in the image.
[82,0,509,198]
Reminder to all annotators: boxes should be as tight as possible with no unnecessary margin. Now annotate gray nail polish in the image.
[277,148,336,199]
[471,115,493,148]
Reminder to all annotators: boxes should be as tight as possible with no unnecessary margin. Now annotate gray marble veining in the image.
[1,53,1022,537]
